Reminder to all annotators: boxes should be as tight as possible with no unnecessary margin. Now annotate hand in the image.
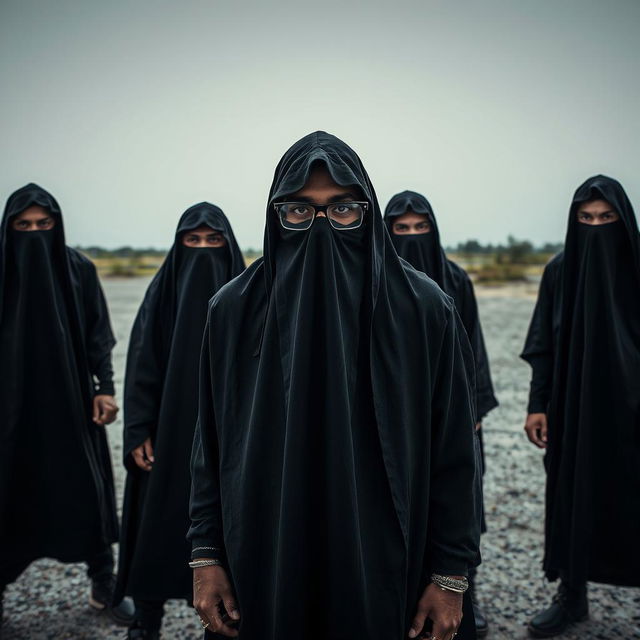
[93,394,119,425]
[408,582,462,640]
[193,563,240,637]
[131,437,155,471]
[524,412,548,448]
[475,422,482,431]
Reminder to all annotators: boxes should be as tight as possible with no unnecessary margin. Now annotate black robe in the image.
[189,132,481,640]
[384,191,498,420]
[0,184,118,584]
[115,203,245,602]
[522,175,640,587]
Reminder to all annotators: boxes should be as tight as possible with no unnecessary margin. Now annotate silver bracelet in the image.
[192,546,220,553]
[189,559,222,569]
[431,573,469,593]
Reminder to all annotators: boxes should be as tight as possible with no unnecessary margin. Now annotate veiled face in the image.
[576,199,620,225]
[391,212,431,235]
[11,206,56,232]
[182,225,227,247]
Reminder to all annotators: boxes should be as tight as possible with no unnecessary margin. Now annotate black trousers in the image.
[134,599,166,632]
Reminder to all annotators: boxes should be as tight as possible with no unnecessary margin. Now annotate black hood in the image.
[383,190,449,289]
[264,131,389,304]
[0,183,67,317]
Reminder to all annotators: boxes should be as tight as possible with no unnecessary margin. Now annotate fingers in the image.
[196,598,239,637]
[222,593,241,621]
[143,438,155,464]
[540,414,548,445]
[132,444,152,471]
[92,395,119,425]
[475,422,482,431]
[430,617,460,640]
[524,416,547,448]
[408,604,429,638]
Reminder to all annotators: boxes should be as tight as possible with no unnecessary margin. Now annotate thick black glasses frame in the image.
[272,201,369,231]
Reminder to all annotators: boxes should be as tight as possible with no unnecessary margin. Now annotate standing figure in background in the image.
[115,203,245,639]
[0,184,133,628]
[189,132,482,640]
[522,175,640,638]
[384,190,498,637]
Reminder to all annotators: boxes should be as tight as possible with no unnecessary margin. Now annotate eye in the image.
[291,205,311,216]
[330,204,354,217]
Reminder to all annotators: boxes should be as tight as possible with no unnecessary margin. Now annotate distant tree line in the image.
[448,236,563,263]
[75,246,168,259]
[75,237,563,265]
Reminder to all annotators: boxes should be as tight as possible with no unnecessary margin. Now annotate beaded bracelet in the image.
[431,573,469,593]
[189,559,222,569]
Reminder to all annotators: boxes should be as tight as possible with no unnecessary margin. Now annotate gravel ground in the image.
[2,279,639,639]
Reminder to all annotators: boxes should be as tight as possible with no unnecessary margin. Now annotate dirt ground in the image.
[2,279,639,639]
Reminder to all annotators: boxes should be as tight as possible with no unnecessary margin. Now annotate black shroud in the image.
[189,133,482,639]
[522,175,640,587]
[0,184,118,582]
[384,191,498,420]
[115,203,245,601]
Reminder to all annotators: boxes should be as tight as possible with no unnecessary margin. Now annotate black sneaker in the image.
[89,574,135,626]
[125,621,161,639]
[528,581,588,638]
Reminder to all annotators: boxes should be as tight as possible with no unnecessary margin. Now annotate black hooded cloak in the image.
[115,204,245,602]
[384,191,498,420]
[189,133,482,640]
[0,184,118,583]
[521,175,640,587]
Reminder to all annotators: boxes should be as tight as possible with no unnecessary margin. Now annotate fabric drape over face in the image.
[189,133,482,640]
[522,175,640,587]
[384,191,498,419]
[0,184,118,583]
[115,203,245,602]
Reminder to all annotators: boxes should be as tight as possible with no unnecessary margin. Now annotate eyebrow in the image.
[579,210,616,215]
[288,192,358,203]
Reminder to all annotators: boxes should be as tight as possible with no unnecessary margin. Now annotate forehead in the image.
[14,205,52,219]
[291,164,362,198]
[184,225,222,234]
[392,212,429,224]
[577,198,613,211]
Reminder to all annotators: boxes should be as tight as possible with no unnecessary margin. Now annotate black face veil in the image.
[189,132,481,640]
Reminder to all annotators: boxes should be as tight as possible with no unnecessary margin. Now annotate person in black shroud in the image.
[188,132,482,640]
[384,191,498,637]
[0,184,133,627]
[115,203,245,639]
[522,175,640,638]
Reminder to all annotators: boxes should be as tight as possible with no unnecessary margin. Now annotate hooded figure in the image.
[522,176,640,637]
[384,191,498,421]
[115,204,244,636]
[0,184,131,624]
[384,191,497,637]
[189,133,482,640]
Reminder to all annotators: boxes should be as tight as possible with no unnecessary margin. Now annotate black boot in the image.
[89,574,135,626]
[468,568,488,637]
[528,581,588,638]
[125,621,161,639]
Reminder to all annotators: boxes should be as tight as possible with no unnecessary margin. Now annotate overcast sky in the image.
[1,0,639,249]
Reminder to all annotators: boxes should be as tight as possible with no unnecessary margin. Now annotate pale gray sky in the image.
[1,0,639,249]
